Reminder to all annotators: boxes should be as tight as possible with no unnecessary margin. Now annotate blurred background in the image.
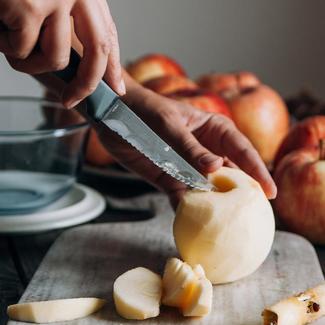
[1,0,325,99]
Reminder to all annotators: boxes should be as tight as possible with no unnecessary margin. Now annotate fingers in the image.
[38,10,71,70]
[0,0,124,109]
[95,123,187,203]
[196,115,277,199]
[223,157,239,169]
[99,0,125,95]
[0,18,42,60]
[62,0,124,108]
[104,23,125,95]
[6,10,71,74]
[94,105,213,209]
[146,107,224,175]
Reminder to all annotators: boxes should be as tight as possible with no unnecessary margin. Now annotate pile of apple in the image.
[126,53,325,245]
[87,53,290,167]
[126,53,290,165]
[86,52,325,245]
[273,116,325,244]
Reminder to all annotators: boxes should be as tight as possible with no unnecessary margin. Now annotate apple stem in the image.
[320,139,325,160]
[241,87,256,95]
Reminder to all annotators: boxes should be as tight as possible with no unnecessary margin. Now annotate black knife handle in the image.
[53,48,118,121]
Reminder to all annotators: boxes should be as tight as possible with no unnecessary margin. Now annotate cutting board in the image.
[8,194,325,325]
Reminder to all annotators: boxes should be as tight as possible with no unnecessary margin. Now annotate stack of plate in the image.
[0,184,105,234]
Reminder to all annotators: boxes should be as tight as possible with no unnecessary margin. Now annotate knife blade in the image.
[54,49,214,191]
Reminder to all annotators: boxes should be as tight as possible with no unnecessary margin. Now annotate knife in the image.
[54,49,214,191]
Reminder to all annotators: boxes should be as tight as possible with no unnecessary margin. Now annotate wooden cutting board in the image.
[8,194,325,325]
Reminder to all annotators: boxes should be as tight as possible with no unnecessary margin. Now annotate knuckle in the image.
[91,39,111,56]
[237,146,257,167]
[57,0,71,11]
[109,22,118,38]
[223,115,234,125]
[79,82,97,95]
[10,27,36,59]
[13,49,29,60]
[214,114,233,127]
[219,125,233,150]
[182,138,198,156]
[156,108,179,125]
[48,56,69,71]
[238,147,251,159]
[23,0,42,17]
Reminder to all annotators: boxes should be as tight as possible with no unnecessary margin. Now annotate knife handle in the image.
[53,48,118,121]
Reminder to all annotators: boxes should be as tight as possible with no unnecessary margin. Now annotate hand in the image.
[95,74,277,208]
[0,0,125,108]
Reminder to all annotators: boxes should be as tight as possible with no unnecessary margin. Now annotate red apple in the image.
[197,72,289,164]
[197,71,260,99]
[143,75,198,95]
[168,89,232,118]
[126,54,186,84]
[273,143,325,244]
[275,116,325,167]
[85,129,115,166]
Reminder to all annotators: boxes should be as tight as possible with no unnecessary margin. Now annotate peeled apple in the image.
[113,267,162,320]
[174,167,275,284]
[7,298,106,323]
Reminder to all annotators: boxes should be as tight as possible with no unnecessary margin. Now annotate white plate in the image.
[0,184,106,234]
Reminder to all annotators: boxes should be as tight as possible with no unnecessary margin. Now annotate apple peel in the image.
[262,284,325,325]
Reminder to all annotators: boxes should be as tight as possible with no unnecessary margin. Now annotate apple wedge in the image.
[7,298,106,323]
[182,265,213,317]
[113,267,162,320]
[162,258,213,317]
[162,258,198,308]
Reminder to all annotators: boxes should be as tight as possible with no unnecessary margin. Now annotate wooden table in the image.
[1,174,325,325]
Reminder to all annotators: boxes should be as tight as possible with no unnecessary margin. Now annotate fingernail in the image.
[117,79,126,95]
[65,98,82,109]
[199,155,222,167]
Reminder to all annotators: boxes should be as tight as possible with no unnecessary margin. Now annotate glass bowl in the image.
[0,96,89,215]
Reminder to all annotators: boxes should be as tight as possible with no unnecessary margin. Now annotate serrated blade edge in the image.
[100,99,214,191]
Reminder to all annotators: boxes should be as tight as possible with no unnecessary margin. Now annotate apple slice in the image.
[161,257,183,289]
[183,265,213,317]
[113,267,162,320]
[193,264,206,278]
[7,298,106,323]
[162,258,198,308]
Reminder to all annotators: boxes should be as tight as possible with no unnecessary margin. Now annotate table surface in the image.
[1,173,325,325]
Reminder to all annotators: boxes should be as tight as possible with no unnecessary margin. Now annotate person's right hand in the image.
[95,73,277,208]
[0,0,125,108]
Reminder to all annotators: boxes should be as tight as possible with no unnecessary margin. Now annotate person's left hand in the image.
[93,78,276,208]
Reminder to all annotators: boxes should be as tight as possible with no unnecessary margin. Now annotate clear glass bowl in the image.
[0,96,89,215]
